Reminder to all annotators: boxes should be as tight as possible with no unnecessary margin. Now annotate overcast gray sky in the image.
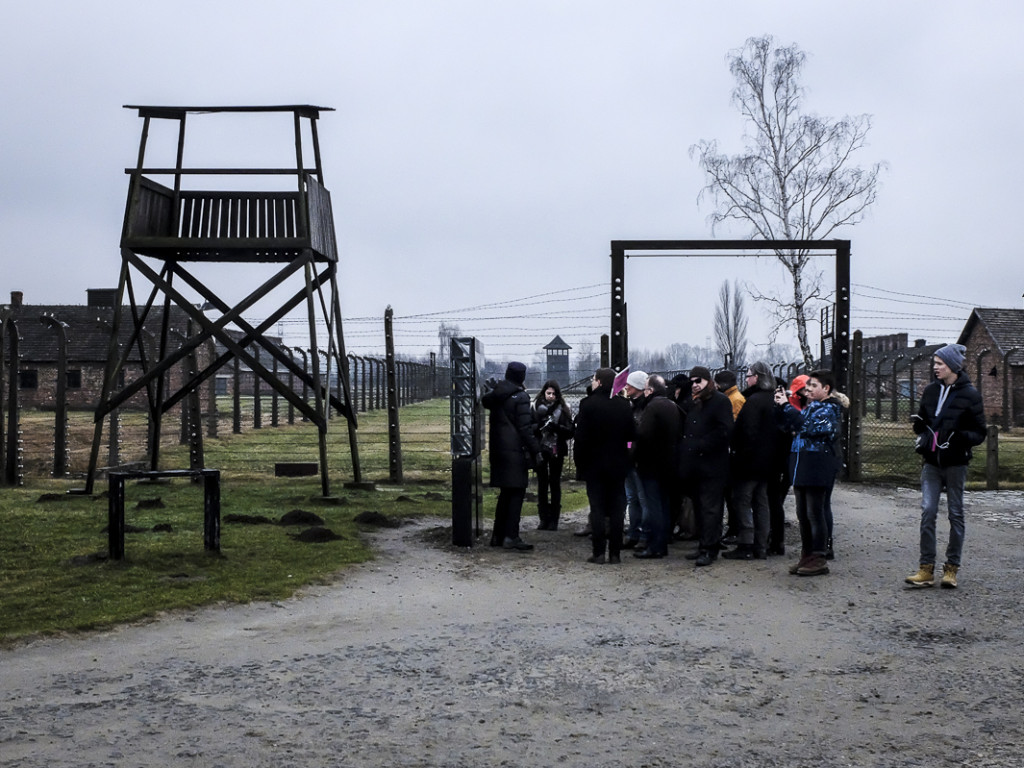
[2,1,1021,365]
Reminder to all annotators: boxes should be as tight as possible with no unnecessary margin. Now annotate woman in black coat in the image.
[532,379,575,531]
[481,362,542,550]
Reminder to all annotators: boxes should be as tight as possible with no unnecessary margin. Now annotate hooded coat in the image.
[482,379,541,488]
[775,394,845,487]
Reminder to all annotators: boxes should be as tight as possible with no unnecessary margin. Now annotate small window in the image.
[19,370,38,389]
[66,369,82,388]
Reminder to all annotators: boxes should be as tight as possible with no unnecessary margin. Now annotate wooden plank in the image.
[228,197,240,238]
[274,198,285,238]
[217,196,229,239]
[179,196,193,237]
[199,197,211,238]
[274,462,318,477]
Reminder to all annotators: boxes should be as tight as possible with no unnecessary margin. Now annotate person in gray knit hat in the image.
[905,343,985,589]
[933,343,966,373]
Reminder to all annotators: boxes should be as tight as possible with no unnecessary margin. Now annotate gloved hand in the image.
[535,452,545,467]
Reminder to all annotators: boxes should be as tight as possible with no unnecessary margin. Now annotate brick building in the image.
[1,289,198,412]
[957,307,1024,427]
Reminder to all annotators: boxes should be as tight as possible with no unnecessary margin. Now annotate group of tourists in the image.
[481,341,985,586]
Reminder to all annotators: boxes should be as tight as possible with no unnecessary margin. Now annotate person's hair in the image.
[746,361,776,391]
[713,369,737,389]
[534,379,567,409]
[594,367,616,390]
[647,374,667,397]
[809,369,835,393]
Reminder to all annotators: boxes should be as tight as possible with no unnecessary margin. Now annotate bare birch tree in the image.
[713,279,748,369]
[691,35,884,366]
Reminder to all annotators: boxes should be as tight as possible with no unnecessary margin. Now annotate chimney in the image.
[10,291,23,308]
[87,288,119,308]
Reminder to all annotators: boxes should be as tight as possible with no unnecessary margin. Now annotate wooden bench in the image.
[107,469,221,560]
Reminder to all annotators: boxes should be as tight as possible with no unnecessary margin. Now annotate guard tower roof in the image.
[124,104,334,118]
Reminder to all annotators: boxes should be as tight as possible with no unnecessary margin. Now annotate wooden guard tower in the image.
[85,105,359,495]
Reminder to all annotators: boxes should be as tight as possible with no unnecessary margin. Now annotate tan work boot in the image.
[905,563,935,587]
[940,563,959,589]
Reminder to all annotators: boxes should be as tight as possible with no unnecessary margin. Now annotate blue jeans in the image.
[624,467,648,541]
[639,473,670,555]
[919,463,968,566]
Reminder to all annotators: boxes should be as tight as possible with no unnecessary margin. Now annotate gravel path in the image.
[2,484,1023,768]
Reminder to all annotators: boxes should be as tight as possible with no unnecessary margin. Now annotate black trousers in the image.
[690,477,727,553]
[767,473,791,550]
[494,487,526,542]
[586,476,626,557]
[536,455,564,525]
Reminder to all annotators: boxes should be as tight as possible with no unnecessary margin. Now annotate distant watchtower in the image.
[543,335,572,386]
[85,105,358,495]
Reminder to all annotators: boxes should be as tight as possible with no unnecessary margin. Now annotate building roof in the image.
[3,300,191,365]
[958,308,1024,366]
[543,335,572,351]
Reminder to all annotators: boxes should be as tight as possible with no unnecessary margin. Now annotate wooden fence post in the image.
[986,424,999,491]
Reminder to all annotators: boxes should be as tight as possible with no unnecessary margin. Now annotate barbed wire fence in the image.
[6,283,1023,488]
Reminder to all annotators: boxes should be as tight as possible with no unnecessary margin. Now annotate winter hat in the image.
[669,373,690,390]
[934,343,966,373]
[713,369,737,389]
[689,365,712,383]
[626,370,649,390]
[505,361,527,385]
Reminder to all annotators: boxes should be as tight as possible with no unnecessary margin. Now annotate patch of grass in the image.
[0,476,447,642]
[858,418,1024,489]
[1,396,589,642]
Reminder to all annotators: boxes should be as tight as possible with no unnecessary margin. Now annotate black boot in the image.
[722,544,754,560]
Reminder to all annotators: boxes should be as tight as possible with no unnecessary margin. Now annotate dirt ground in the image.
[2,483,1024,768]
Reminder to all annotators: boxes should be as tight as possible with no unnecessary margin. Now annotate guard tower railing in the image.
[120,105,337,264]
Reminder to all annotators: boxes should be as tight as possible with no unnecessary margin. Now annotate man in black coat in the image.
[573,367,636,564]
[481,362,543,551]
[632,375,681,559]
[905,343,986,589]
[723,361,779,560]
[678,366,734,566]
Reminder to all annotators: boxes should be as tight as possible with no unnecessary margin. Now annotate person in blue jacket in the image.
[774,369,842,577]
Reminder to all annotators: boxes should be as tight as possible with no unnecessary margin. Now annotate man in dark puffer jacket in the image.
[905,343,986,589]
[482,362,543,551]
